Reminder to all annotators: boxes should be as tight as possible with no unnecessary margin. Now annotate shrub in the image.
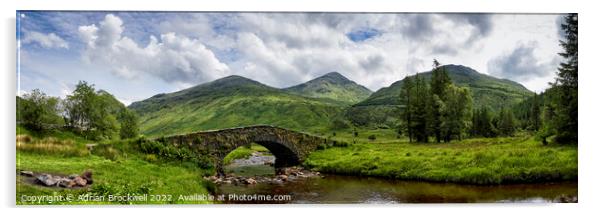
[137,138,213,169]
[316,144,327,150]
[333,141,349,148]
[91,144,121,161]
[368,135,376,141]
[144,154,158,162]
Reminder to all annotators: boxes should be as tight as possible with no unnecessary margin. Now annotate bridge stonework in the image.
[157,125,329,176]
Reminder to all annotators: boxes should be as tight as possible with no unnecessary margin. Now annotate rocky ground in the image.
[19,170,94,188]
[205,166,321,185]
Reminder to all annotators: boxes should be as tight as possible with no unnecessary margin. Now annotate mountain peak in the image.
[322,71,347,79]
[284,71,372,104]
[307,71,354,86]
[205,74,271,89]
[213,74,254,83]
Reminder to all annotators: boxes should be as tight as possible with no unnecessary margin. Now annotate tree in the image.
[64,81,119,140]
[529,93,542,131]
[119,108,139,139]
[471,106,496,137]
[549,13,578,144]
[497,107,516,137]
[429,59,452,142]
[410,76,431,142]
[400,75,430,143]
[64,81,97,130]
[539,88,560,145]
[18,89,63,131]
[400,76,414,142]
[441,85,472,142]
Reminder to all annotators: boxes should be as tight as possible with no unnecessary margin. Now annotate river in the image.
[217,154,577,204]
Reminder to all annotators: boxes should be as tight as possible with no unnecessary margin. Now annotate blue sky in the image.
[17,11,564,105]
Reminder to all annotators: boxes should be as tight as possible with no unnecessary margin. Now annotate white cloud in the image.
[487,41,560,82]
[22,30,69,49]
[207,13,508,90]
[71,13,562,93]
[78,14,230,84]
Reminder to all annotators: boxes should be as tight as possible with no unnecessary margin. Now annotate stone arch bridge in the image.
[155,125,331,176]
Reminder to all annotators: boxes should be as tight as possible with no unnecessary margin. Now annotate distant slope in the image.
[284,72,372,104]
[129,75,343,137]
[348,64,533,127]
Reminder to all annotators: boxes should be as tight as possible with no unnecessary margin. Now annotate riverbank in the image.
[304,135,577,185]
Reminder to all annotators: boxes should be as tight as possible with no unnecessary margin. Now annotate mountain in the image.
[347,64,533,127]
[284,72,372,104]
[130,65,534,135]
[129,75,343,137]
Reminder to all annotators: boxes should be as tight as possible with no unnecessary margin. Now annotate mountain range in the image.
[129,65,533,136]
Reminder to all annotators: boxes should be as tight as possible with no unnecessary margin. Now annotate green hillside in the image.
[130,65,534,134]
[284,72,373,104]
[348,64,533,127]
[129,75,343,137]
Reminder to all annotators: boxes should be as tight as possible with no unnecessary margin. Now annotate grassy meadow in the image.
[305,129,578,184]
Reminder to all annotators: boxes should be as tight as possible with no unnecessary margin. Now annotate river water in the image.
[218,154,577,204]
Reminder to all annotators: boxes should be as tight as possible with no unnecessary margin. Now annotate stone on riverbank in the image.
[27,170,94,188]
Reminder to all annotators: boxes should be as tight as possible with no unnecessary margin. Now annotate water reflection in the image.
[217,167,577,204]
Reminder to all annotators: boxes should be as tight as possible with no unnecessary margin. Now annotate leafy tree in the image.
[64,81,97,130]
[64,81,119,140]
[441,85,472,142]
[119,108,139,139]
[548,13,578,144]
[18,89,63,131]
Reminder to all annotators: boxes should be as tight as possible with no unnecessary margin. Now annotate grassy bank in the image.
[304,132,577,184]
[16,127,214,205]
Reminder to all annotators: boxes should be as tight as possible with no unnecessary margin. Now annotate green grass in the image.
[16,128,214,205]
[305,133,577,185]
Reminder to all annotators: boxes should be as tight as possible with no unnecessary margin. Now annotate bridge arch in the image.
[157,125,329,176]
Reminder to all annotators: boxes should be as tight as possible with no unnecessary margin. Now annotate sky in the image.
[17,11,566,105]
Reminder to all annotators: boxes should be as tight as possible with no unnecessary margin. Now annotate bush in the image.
[333,141,349,148]
[137,138,213,169]
[368,135,376,141]
[316,144,327,150]
[144,154,158,162]
[91,144,121,161]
